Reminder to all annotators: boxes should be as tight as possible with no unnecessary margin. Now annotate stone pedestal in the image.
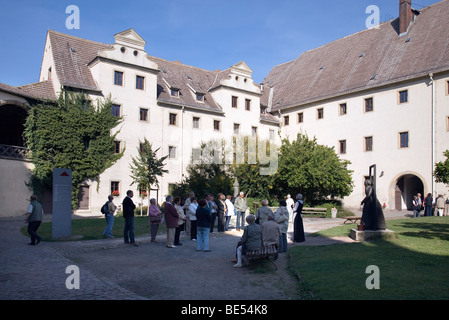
[350,228,396,241]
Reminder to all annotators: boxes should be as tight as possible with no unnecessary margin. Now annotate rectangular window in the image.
[339,140,346,154]
[136,76,144,90]
[269,129,275,140]
[365,97,373,112]
[169,113,177,126]
[252,126,258,137]
[112,104,121,117]
[317,108,324,119]
[213,120,221,131]
[339,103,347,115]
[447,116,449,131]
[168,146,176,159]
[114,71,123,86]
[297,112,303,123]
[399,132,409,148]
[111,181,120,195]
[245,99,251,111]
[171,88,179,97]
[114,141,121,153]
[232,96,238,108]
[284,115,289,126]
[365,136,373,152]
[193,117,200,129]
[233,123,240,135]
[139,108,148,121]
[399,90,408,103]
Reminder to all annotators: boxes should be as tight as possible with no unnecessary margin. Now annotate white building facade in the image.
[1,0,448,216]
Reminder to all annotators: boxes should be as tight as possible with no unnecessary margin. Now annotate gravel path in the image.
[0,210,409,300]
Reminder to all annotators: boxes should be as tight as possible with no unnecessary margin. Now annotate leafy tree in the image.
[24,90,124,208]
[129,138,169,213]
[180,139,233,199]
[272,133,354,204]
[434,150,449,186]
[231,136,278,200]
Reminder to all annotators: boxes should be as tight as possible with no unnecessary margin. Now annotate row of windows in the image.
[338,131,409,154]
[112,106,276,137]
[170,88,205,102]
[283,90,409,126]
[114,71,145,90]
[232,96,252,111]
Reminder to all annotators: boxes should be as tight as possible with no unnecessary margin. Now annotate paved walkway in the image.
[0,209,409,300]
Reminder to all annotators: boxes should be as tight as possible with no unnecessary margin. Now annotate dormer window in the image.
[196,93,205,101]
[171,88,180,97]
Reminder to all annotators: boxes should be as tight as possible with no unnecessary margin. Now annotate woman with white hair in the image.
[292,193,305,242]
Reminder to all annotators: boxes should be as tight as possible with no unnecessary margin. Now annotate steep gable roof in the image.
[262,0,449,111]
[48,30,112,91]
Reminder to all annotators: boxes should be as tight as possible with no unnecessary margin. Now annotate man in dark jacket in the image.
[123,190,138,246]
[164,195,179,248]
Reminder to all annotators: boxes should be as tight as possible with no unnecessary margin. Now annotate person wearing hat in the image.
[292,193,305,242]
[25,195,44,245]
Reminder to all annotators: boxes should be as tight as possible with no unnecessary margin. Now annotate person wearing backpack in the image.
[102,195,117,239]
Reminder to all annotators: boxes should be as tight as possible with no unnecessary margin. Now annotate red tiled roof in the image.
[261,0,449,111]
[48,30,111,91]
[18,80,56,100]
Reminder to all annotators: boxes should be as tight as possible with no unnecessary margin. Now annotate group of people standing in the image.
[100,190,306,253]
[412,193,448,217]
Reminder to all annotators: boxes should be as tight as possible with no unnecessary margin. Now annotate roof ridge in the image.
[147,55,218,74]
[48,29,112,46]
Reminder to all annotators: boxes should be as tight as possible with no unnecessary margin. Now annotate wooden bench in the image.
[302,207,327,217]
[343,216,362,224]
[243,244,279,270]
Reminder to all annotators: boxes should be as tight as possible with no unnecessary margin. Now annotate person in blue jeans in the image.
[196,199,212,252]
[103,195,117,238]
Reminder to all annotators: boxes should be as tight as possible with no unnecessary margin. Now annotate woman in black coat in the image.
[293,193,305,242]
[216,193,227,232]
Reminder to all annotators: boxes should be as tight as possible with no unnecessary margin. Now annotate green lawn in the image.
[289,216,449,300]
[21,215,166,241]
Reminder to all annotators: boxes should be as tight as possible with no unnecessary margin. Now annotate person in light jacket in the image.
[148,198,162,243]
[275,200,289,253]
[234,192,248,231]
[188,197,198,241]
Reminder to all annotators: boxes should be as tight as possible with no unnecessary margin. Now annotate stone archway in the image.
[392,173,425,211]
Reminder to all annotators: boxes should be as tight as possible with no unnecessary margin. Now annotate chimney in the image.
[399,0,413,35]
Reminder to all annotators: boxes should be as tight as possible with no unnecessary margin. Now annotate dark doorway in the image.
[395,174,424,210]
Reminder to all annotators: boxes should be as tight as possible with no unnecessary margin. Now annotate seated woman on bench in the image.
[233,215,261,268]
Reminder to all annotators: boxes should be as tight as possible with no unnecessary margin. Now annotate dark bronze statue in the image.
[361,178,386,230]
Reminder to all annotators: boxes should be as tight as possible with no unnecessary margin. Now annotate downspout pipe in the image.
[429,73,435,197]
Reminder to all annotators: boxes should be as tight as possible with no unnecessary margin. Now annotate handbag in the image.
[150,214,162,224]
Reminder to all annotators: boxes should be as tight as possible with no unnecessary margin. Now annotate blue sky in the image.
[0,0,440,86]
